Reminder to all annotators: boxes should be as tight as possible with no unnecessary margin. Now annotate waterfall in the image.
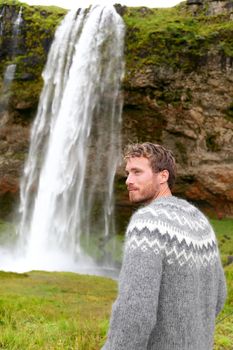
[10,5,125,275]
[0,7,4,36]
[1,6,23,95]
[3,64,16,90]
[13,6,23,32]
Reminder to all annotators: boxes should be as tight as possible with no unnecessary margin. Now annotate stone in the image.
[187,0,203,4]
[15,101,34,110]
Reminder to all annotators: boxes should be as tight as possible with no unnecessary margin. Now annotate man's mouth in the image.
[128,187,138,192]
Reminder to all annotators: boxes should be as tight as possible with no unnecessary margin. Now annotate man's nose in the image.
[125,173,132,185]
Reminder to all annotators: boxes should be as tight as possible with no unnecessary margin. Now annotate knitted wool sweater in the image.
[101,196,227,350]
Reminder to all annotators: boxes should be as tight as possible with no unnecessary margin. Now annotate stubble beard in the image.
[128,185,157,205]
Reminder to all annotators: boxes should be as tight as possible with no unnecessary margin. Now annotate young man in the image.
[101,142,227,350]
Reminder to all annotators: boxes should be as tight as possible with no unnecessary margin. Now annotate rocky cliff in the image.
[0,0,233,221]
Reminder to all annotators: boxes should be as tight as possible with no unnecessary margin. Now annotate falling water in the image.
[13,6,23,32]
[1,5,125,276]
[1,6,23,94]
[0,7,4,36]
[2,64,16,92]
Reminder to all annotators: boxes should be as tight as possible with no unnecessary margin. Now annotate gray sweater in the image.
[102,196,227,350]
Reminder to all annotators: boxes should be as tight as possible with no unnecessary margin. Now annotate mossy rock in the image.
[122,4,233,82]
[1,1,233,112]
[0,0,66,119]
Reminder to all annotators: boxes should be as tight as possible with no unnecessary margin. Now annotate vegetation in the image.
[211,218,233,267]
[0,218,232,349]
[0,271,117,350]
[122,4,233,78]
[1,1,233,108]
[0,0,66,107]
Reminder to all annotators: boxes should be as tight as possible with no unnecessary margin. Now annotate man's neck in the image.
[143,187,172,206]
[156,186,172,199]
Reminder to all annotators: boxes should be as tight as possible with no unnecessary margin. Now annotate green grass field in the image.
[0,271,117,350]
[0,219,232,349]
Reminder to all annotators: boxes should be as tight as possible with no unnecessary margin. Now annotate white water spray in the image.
[0,5,125,277]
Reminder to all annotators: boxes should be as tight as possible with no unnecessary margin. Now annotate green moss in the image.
[1,1,233,111]
[157,89,183,105]
[0,0,21,5]
[0,1,66,110]
[123,5,233,76]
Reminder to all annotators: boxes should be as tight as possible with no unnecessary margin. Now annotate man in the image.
[101,142,227,350]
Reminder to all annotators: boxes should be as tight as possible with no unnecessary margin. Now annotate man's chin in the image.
[129,194,145,204]
[128,193,153,205]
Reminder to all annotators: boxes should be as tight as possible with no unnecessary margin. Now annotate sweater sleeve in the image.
[101,218,164,350]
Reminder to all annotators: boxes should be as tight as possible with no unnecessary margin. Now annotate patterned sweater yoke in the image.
[127,196,218,268]
[101,196,227,350]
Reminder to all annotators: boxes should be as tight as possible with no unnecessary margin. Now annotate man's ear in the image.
[159,169,169,184]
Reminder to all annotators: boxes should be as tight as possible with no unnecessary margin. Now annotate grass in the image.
[0,271,117,350]
[0,219,232,349]
[210,219,233,267]
[211,219,233,350]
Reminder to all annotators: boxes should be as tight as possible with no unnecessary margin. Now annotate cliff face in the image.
[121,63,233,217]
[119,1,233,217]
[0,0,233,220]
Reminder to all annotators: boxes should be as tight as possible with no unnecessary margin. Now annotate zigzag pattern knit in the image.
[102,196,227,350]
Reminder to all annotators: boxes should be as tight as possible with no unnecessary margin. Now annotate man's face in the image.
[125,156,161,205]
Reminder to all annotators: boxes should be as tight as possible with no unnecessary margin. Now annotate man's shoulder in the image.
[132,196,203,222]
[127,196,184,234]
[126,196,219,267]
[150,195,198,213]
[127,196,215,242]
